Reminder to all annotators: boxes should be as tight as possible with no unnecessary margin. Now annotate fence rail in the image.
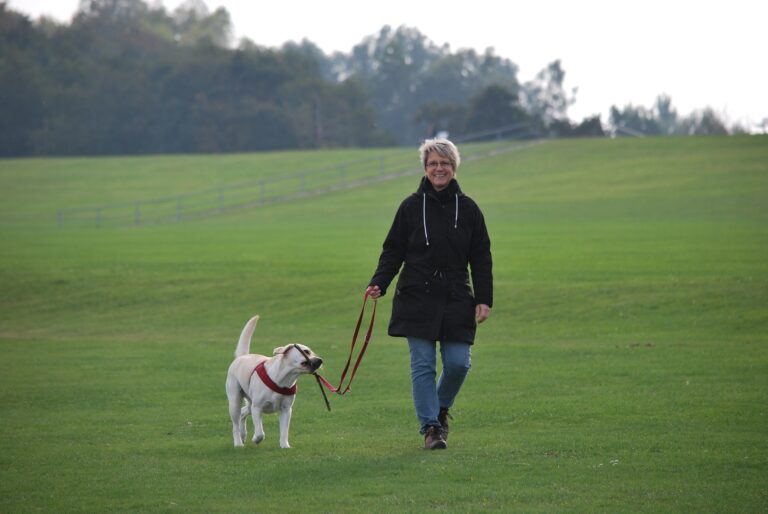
[57,139,539,229]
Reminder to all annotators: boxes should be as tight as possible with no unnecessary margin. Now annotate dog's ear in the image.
[273,345,288,356]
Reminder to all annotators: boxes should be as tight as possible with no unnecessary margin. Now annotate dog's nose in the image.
[311,357,323,370]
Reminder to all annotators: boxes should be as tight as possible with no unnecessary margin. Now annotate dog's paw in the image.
[280,442,291,449]
[252,434,264,445]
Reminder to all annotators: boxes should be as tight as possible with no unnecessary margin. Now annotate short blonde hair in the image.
[419,138,460,170]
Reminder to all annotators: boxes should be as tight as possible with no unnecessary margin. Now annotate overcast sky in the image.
[9,0,768,130]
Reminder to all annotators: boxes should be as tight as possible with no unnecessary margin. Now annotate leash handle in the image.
[315,289,376,396]
[339,292,376,394]
[335,289,372,391]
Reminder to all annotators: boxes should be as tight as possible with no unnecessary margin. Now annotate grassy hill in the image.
[1,136,766,512]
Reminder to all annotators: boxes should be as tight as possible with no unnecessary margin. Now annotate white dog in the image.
[225,315,323,448]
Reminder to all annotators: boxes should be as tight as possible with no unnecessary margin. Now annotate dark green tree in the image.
[679,108,729,135]
[339,26,524,143]
[0,5,45,155]
[571,116,605,137]
[464,84,528,136]
[414,101,468,139]
[610,95,730,136]
[609,103,662,136]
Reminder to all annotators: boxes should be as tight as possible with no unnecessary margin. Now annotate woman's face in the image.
[424,150,455,191]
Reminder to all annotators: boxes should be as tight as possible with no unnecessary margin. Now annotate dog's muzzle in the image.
[306,357,323,373]
[292,344,323,373]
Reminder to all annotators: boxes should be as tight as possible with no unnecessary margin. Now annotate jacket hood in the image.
[417,175,463,199]
[416,176,463,247]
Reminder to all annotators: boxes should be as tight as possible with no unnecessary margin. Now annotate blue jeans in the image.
[407,337,472,434]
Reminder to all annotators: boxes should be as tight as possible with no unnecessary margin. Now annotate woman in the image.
[368,138,493,450]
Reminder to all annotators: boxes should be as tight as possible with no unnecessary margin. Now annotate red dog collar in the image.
[254,361,297,396]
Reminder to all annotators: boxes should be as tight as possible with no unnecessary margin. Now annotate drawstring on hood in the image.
[422,193,429,246]
[454,194,458,229]
[420,177,460,247]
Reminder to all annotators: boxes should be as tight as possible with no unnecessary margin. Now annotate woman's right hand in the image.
[367,285,382,299]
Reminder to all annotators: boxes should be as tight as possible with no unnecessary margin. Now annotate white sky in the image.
[9,0,768,130]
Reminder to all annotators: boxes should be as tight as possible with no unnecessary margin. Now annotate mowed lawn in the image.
[0,136,766,512]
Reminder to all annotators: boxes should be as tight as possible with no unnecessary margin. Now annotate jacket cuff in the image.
[369,282,387,297]
[475,298,493,309]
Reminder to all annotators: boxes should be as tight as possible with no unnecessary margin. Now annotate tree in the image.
[464,84,528,136]
[0,5,45,155]
[172,0,232,47]
[610,95,731,136]
[678,108,729,135]
[341,25,445,144]
[339,26,523,144]
[522,60,575,126]
[414,102,468,139]
[571,116,605,137]
[655,94,678,135]
[410,48,521,139]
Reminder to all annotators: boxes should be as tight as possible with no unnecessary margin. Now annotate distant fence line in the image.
[57,138,539,229]
[452,121,535,143]
[612,126,646,138]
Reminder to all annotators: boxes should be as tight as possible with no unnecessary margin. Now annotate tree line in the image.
[0,0,738,157]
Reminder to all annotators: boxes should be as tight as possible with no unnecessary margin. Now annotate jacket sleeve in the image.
[368,200,409,296]
[469,206,493,308]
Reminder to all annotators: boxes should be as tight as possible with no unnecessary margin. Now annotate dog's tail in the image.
[234,315,260,358]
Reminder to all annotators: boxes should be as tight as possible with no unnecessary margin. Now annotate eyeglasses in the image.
[426,160,453,169]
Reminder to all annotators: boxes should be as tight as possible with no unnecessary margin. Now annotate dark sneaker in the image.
[424,425,447,450]
[438,407,452,441]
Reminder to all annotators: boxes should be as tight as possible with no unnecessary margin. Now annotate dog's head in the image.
[273,344,323,373]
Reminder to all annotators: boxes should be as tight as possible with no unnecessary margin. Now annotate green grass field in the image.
[1,136,766,512]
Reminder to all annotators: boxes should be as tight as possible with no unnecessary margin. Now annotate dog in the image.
[225,315,323,448]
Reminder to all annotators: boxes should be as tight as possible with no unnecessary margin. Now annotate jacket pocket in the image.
[447,281,476,327]
[392,274,428,321]
[450,279,475,301]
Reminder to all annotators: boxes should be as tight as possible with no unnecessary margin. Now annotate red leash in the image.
[315,288,377,396]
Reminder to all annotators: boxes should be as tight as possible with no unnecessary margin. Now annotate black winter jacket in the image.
[369,177,493,343]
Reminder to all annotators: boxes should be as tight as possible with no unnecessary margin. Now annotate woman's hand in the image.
[367,285,382,299]
[475,304,491,323]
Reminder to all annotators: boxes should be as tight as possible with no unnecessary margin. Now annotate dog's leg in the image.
[238,404,249,443]
[278,406,293,449]
[228,391,245,448]
[250,405,265,444]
